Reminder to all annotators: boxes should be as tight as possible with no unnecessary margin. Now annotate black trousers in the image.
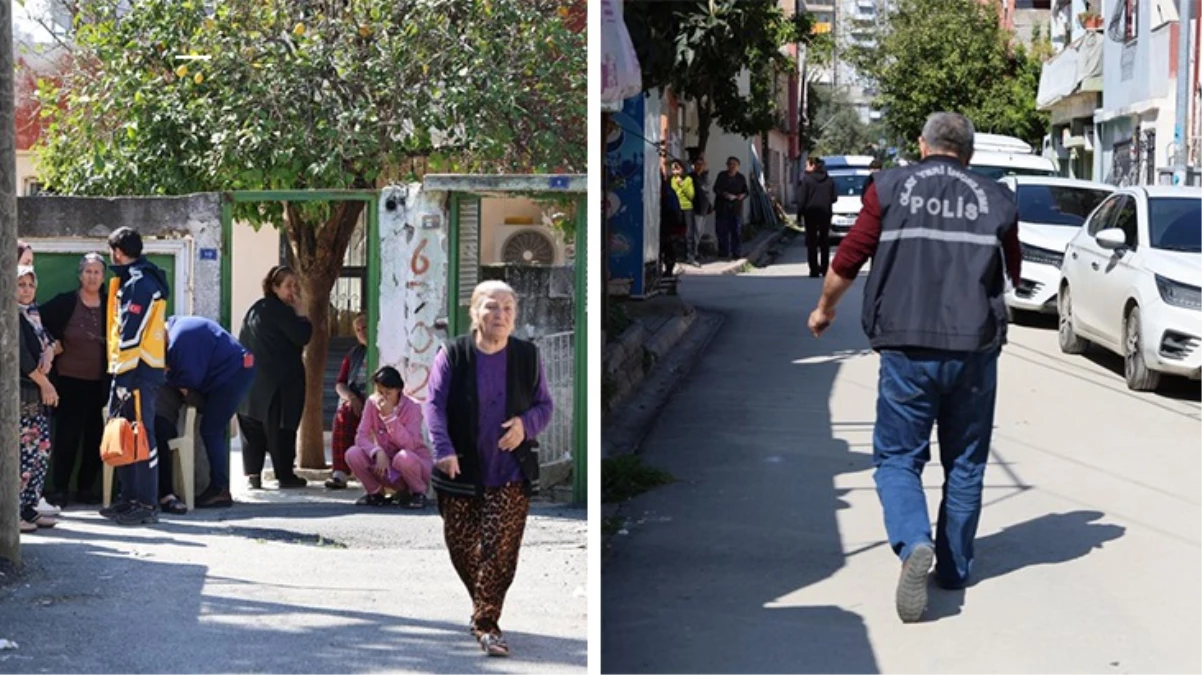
[237,395,299,479]
[804,211,833,275]
[50,375,107,497]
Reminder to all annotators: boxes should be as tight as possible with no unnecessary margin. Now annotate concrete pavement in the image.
[601,237,1201,673]
[0,482,587,673]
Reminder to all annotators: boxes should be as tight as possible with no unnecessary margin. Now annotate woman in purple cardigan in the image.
[424,280,554,658]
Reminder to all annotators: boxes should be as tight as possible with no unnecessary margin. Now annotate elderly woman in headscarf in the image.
[424,280,555,657]
[16,266,60,532]
[40,252,109,507]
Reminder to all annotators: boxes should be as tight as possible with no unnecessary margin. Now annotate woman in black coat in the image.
[236,265,312,489]
[17,266,60,531]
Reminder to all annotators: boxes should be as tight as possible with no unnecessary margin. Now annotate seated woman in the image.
[326,313,369,490]
[345,366,431,509]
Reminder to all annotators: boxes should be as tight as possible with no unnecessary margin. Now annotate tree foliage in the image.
[623,0,812,153]
[33,0,585,466]
[810,87,879,157]
[847,0,1049,155]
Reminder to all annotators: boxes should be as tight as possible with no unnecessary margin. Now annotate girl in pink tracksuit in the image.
[346,366,432,509]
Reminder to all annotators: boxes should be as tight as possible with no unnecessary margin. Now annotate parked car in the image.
[968,134,1059,179]
[828,168,873,238]
[1058,186,1202,390]
[1000,176,1115,317]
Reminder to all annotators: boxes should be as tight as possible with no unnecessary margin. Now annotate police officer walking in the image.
[807,112,1022,623]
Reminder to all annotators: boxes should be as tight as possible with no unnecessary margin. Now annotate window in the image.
[24,180,43,196]
[1015,185,1114,227]
[1110,196,1139,248]
[1149,198,1202,253]
[1124,0,1139,41]
[1088,195,1123,235]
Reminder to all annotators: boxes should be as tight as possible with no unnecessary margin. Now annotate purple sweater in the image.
[425,343,555,488]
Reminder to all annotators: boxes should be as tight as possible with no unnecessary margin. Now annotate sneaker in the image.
[36,497,61,516]
[99,499,136,520]
[895,543,935,623]
[401,493,427,510]
[114,503,159,526]
[355,492,391,507]
[277,475,308,489]
[247,475,263,490]
[196,486,233,509]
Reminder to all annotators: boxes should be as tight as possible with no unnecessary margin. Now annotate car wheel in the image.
[1124,306,1161,392]
[1057,286,1088,354]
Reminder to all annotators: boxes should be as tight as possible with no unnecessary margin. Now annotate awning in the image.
[1036,31,1103,110]
[601,0,642,112]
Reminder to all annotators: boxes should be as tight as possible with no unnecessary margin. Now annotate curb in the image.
[684,226,790,277]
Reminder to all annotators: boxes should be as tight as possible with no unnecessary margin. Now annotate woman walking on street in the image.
[345,366,431,508]
[425,280,555,657]
[17,266,59,531]
[40,252,109,507]
[237,265,312,489]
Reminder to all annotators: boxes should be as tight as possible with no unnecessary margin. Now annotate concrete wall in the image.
[480,264,575,340]
[15,150,38,195]
[376,184,450,403]
[1101,0,1174,111]
[16,193,224,321]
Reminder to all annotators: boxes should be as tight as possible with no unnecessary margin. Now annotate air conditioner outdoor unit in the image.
[496,227,564,266]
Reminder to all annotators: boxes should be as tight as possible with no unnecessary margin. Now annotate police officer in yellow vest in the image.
[100,227,170,526]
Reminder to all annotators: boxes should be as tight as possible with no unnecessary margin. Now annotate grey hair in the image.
[469,280,518,332]
[78,252,106,275]
[921,112,976,163]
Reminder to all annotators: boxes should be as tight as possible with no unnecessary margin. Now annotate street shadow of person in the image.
[925,510,1126,620]
[602,264,881,674]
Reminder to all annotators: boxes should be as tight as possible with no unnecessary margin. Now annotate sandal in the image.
[159,495,188,515]
[478,632,509,657]
[19,519,37,533]
[32,513,56,529]
[355,492,391,507]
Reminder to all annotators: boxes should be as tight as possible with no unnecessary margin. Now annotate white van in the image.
[968,133,1058,179]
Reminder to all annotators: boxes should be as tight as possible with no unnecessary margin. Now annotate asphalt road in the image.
[601,238,1201,674]
[0,486,587,674]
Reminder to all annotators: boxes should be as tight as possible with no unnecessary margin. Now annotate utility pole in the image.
[1,0,22,567]
[1173,0,1193,186]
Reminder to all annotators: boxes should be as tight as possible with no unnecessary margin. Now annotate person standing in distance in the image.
[807,112,1022,623]
[101,227,171,526]
[712,156,749,259]
[797,156,839,277]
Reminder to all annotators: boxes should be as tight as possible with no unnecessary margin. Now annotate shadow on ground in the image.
[602,266,880,674]
[0,538,584,674]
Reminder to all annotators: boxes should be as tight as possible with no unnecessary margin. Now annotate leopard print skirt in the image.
[438,482,530,636]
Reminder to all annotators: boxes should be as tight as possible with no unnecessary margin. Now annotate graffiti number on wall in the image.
[411,239,431,276]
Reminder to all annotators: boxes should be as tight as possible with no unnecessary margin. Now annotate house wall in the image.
[230,221,283,336]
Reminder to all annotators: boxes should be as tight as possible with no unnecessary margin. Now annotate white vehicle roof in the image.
[828,167,871,175]
[974,133,1034,154]
[822,155,876,168]
[1135,185,1202,198]
[969,150,1058,173]
[1001,176,1116,191]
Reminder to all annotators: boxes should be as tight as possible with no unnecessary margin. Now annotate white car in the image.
[1058,186,1202,390]
[1000,176,1115,316]
[828,168,873,238]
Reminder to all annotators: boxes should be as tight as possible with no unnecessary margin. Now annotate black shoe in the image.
[809,270,821,278]
[247,475,263,490]
[277,475,308,489]
[324,476,348,490]
[45,491,70,508]
[114,503,159,526]
[896,543,935,623]
[100,499,135,520]
[196,486,233,509]
[401,493,427,510]
[355,492,391,507]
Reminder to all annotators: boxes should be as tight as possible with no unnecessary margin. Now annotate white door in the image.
[1069,194,1122,341]
[1093,196,1143,346]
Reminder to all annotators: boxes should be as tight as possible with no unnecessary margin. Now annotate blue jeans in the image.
[199,365,256,491]
[873,348,999,588]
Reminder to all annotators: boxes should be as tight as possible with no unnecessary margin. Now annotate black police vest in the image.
[860,156,1018,352]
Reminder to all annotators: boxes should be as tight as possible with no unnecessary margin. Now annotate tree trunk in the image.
[283,200,365,469]
[0,0,20,567]
[697,98,712,155]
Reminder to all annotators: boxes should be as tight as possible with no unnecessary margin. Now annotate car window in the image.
[1111,197,1139,249]
[1149,197,1202,253]
[1087,195,1122,236]
[1015,185,1113,227]
[969,165,1058,180]
[831,174,868,196]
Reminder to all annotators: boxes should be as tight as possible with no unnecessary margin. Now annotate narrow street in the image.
[601,237,1201,674]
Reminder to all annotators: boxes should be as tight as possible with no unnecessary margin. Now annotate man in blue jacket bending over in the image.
[163,315,257,508]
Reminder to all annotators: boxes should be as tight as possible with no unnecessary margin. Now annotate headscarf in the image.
[17,266,54,371]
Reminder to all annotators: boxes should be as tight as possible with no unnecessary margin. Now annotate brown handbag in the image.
[100,390,151,467]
